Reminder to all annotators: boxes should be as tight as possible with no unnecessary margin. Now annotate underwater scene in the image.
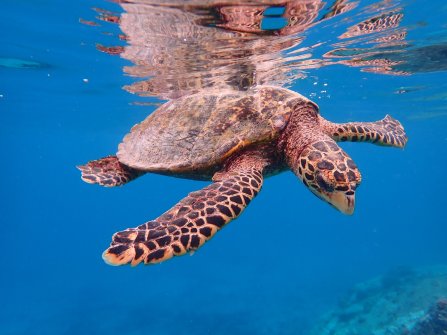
[2,0,447,334]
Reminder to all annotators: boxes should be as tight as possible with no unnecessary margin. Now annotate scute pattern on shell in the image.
[117,86,313,172]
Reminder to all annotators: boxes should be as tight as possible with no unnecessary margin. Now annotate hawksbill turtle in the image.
[78,85,407,266]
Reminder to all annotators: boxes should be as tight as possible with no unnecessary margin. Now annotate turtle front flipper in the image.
[77,156,144,187]
[321,115,408,148]
[102,166,264,266]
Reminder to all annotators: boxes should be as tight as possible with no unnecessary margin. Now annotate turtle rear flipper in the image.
[102,166,264,266]
[322,115,408,148]
[77,156,144,187]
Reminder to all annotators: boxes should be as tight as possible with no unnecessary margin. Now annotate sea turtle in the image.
[78,85,407,266]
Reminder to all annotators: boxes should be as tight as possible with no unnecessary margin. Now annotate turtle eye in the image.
[316,173,334,192]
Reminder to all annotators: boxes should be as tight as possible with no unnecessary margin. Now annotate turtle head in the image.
[296,140,362,215]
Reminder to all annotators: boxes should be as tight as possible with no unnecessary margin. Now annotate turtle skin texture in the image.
[78,85,408,266]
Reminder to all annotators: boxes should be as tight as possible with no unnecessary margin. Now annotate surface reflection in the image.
[92,0,358,100]
[85,0,446,101]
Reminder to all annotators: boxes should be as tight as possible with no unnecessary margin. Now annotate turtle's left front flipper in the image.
[77,156,144,187]
[102,163,264,266]
[321,115,408,148]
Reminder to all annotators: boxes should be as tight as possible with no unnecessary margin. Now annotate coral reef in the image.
[309,266,447,335]
[408,299,447,335]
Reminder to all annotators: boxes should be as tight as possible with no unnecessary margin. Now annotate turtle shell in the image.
[117,86,317,173]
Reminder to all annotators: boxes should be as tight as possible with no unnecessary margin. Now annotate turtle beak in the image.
[310,189,356,215]
[328,191,355,215]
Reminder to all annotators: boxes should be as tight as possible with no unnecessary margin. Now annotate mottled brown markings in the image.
[317,161,335,170]
[173,218,188,227]
[177,206,189,215]
[187,212,199,219]
[313,142,328,152]
[316,174,334,191]
[230,204,241,216]
[230,195,243,204]
[326,141,339,151]
[305,173,314,180]
[180,235,190,248]
[347,159,356,169]
[195,218,205,226]
[217,204,233,217]
[102,89,412,268]
[334,171,345,182]
[113,230,134,243]
[145,241,157,250]
[135,231,146,243]
[78,155,143,187]
[308,151,322,161]
[207,215,226,227]
[337,163,347,171]
[146,249,165,263]
[326,115,407,148]
[190,235,200,249]
[148,230,166,239]
[242,195,251,204]
[199,227,212,237]
[216,195,227,202]
[336,185,349,191]
[102,158,266,266]
[242,187,253,195]
[193,202,205,210]
[250,180,259,188]
[134,245,144,260]
[156,236,171,247]
[347,171,357,182]
[108,245,128,256]
[159,213,173,221]
[172,244,182,254]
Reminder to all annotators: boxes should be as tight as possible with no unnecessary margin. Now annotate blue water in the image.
[1,0,447,334]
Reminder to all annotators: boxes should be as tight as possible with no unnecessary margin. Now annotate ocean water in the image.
[1,0,447,334]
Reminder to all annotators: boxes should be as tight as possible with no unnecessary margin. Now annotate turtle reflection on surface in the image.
[94,0,368,100]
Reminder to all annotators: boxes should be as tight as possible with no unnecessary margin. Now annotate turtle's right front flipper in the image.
[77,155,144,187]
[102,166,264,266]
[321,115,408,148]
